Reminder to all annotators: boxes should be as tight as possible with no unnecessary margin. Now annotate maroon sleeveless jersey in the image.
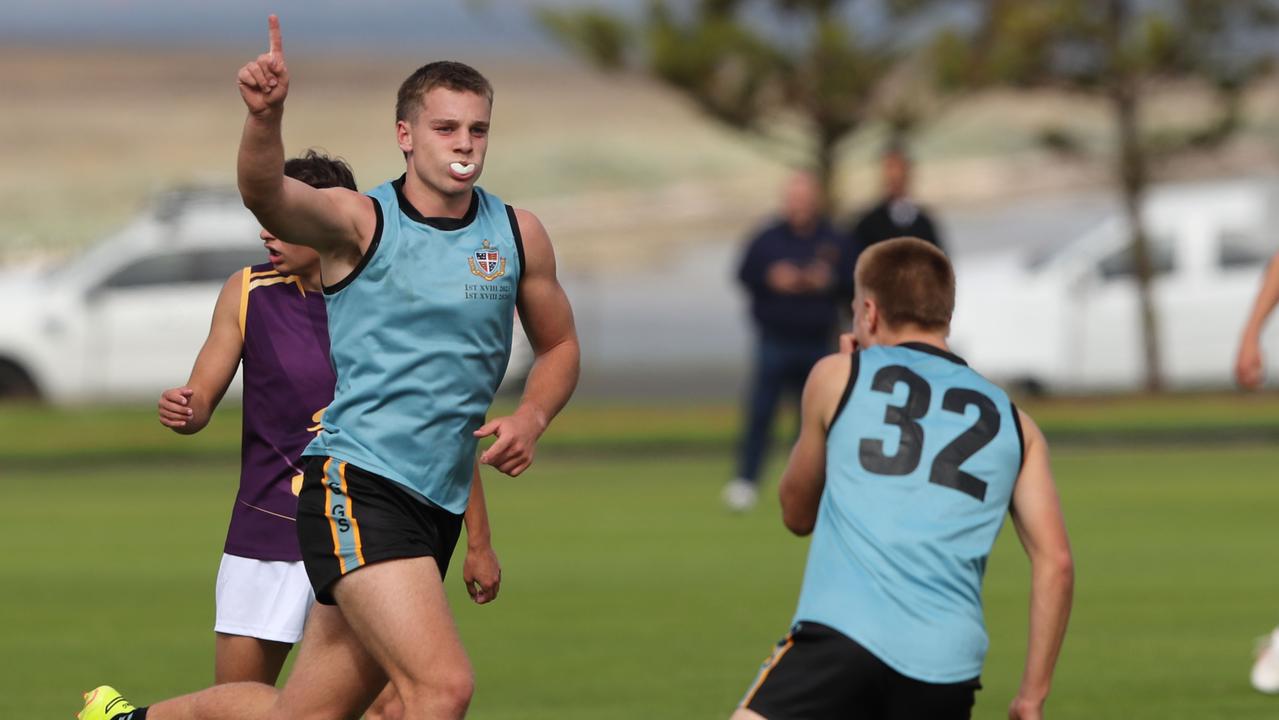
[226,263,335,561]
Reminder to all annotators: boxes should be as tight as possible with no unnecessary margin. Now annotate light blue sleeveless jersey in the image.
[794,342,1024,683]
[304,178,522,513]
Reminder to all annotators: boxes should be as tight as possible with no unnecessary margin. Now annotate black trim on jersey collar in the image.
[827,351,861,437]
[324,196,383,295]
[505,204,526,279]
[391,175,479,230]
[897,341,968,367]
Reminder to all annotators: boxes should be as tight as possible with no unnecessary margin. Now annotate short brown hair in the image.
[855,237,954,332]
[284,149,357,191]
[395,61,494,123]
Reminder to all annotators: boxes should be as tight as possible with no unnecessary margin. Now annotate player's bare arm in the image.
[235,15,372,280]
[474,208,580,477]
[1007,409,1074,720]
[1236,250,1279,389]
[778,353,848,535]
[463,462,501,605]
[157,271,245,434]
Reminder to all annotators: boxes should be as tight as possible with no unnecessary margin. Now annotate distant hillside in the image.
[2,47,1275,267]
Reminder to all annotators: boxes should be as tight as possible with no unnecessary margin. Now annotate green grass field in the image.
[6,401,1279,718]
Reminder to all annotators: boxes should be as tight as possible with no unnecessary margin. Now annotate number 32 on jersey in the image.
[856,364,1001,502]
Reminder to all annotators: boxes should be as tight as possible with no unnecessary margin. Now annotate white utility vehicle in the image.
[949,177,1279,393]
[0,189,531,402]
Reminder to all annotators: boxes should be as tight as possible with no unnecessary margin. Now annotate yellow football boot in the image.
[77,686,137,720]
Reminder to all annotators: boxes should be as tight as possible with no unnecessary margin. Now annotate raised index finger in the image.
[267,14,283,58]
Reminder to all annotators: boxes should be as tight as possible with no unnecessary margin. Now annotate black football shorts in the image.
[741,621,981,720]
[297,456,463,605]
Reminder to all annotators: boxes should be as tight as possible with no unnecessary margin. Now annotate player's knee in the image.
[399,668,474,718]
[434,668,475,716]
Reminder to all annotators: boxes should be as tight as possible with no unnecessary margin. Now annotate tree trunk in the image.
[810,1,841,214]
[814,126,840,214]
[1107,0,1163,392]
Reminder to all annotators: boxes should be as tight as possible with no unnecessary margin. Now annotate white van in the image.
[949,177,1279,392]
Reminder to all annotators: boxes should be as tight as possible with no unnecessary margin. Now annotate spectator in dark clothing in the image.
[725,171,847,512]
[844,145,945,287]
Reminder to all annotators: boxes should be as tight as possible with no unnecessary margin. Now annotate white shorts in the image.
[214,553,315,644]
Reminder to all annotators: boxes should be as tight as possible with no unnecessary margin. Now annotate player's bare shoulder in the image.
[223,267,246,291]
[216,268,246,316]
[511,206,547,238]
[1015,406,1048,456]
[318,185,368,211]
[810,352,851,391]
[303,185,377,270]
[319,185,377,241]
[814,352,851,377]
[805,352,854,427]
[511,207,554,272]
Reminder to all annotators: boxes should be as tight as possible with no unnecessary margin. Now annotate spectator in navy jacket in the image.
[725,171,847,512]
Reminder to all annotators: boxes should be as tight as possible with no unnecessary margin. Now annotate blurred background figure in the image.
[846,142,945,264]
[1234,248,1279,695]
[724,171,847,512]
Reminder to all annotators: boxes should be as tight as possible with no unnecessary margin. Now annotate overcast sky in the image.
[3,2,1271,60]
[0,0,644,55]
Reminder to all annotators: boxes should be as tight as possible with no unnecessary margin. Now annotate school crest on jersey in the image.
[468,239,506,282]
